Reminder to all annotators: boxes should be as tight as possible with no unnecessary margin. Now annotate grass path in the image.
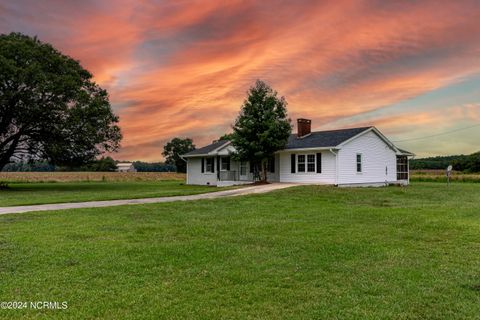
[0,183,479,319]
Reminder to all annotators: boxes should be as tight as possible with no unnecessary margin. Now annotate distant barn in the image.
[116,162,137,172]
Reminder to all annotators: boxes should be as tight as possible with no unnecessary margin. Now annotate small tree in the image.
[162,138,195,173]
[85,156,117,172]
[231,80,291,182]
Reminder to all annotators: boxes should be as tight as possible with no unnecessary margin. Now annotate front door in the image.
[239,161,248,180]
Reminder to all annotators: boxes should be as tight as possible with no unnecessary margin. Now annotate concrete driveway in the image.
[0,183,298,215]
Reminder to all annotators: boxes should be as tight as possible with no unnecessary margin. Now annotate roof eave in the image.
[181,153,210,158]
[209,140,232,154]
[181,140,231,158]
[277,146,338,153]
[397,151,416,157]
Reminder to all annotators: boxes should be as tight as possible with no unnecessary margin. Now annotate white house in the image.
[116,162,137,172]
[182,119,414,187]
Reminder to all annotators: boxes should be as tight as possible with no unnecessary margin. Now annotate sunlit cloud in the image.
[1,0,480,159]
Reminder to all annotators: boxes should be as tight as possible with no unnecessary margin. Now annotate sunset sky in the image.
[1,0,480,160]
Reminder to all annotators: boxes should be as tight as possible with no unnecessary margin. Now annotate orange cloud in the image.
[2,0,480,160]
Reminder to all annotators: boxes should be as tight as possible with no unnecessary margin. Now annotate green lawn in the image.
[0,183,479,319]
[0,181,225,206]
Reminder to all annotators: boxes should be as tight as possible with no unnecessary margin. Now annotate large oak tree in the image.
[0,32,121,170]
[231,80,291,182]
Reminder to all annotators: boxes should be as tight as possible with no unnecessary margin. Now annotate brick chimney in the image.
[297,118,311,138]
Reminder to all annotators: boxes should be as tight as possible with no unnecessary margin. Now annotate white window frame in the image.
[297,154,306,172]
[240,161,247,176]
[356,153,362,173]
[220,157,229,171]
[205,157,214,173]
[297,153,316,173]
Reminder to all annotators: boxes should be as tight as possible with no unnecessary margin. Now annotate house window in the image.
[221,157,230,171]
[240,161,247,176]
[307,154,315,172]
[397,156,408,180]
[298,155,306,172]
[356,153,362,173]
[205,158,214,173]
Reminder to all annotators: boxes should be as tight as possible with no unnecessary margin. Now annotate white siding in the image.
[337,131,397,185]
[186,157,218,185]
[217,144,235,155]
[278,150,336,184]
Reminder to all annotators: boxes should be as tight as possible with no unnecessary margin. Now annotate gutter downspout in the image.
[329,148,338,186]
[179,155,188,184]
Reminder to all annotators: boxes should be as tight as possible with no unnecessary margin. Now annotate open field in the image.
[0,181,231,207]
[1,182,479,319]
[411,170,480,183]
[0,172,185,183]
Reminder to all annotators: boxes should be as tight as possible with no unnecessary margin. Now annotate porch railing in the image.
[218,170,239,181]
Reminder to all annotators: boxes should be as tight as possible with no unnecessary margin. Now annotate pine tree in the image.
[231,80,291,181]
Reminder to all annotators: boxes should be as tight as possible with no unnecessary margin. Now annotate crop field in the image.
[0,172,185,183]
[411,170,480,183]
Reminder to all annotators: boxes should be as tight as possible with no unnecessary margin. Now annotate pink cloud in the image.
[2,0,480,160]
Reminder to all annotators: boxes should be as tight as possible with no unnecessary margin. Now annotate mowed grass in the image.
[1,183,480,319]
[0,181,223,206]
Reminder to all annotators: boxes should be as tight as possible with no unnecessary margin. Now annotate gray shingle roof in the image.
[184,127,374,157]
[285,127,372,149]
[397,147,415,155]
[183,140,229,156]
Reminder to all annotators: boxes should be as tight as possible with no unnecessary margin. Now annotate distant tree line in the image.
[2,157,176,172]
[132,161,176,172]
[2,161,55,172]
[411,151,480,172]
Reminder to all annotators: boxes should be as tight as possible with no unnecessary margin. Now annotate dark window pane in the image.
[221,157,229,170]
[298,155,305,172]
[206,158,214,173]
[356,154,362,172]
[307,154,315,172]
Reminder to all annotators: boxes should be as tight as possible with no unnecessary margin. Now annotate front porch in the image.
[216,155,279,187]
[217,162,253,187]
